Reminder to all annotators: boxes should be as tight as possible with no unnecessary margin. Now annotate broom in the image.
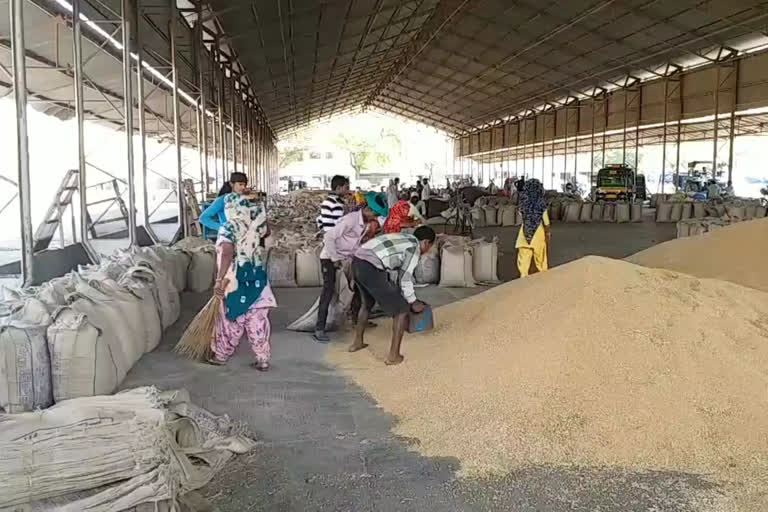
[174,279,228,360]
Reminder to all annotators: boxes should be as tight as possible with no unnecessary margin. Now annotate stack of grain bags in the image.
[416,235,500,288]
[656,197,766,224]
[0,238,217,414]
[674,200,768,238]
[549,198,643,223]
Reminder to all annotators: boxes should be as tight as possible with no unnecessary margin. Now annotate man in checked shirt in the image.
[349,226,436,365]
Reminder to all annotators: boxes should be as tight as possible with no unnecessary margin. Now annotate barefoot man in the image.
[349,226,436,365]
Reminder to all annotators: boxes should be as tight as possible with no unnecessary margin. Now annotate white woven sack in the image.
[615,202,631,223]
[500,206,517,227]
[47,307,122,401]
[579,203,593,223]
[669,202,683,222]
[267,248,297,288]
[655,202,672,222]
[483,206,500,226]
[591,202,604,222]
[564,202,582,223]
[287,270,354,331]
[415,245,440,284]
[471,239,499,283]
[131,259,180,329]
[630,202,643,223]
[186,247,216,292]
[470,207,486,228]
[439,245,476,288]
[0,298,53,413]
[295,247,323,287]
[119,273,163,353]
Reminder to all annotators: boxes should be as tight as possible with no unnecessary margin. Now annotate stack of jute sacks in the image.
[0,239,216,414]
[415,235,501,287]
[655,196,766,223]
[549,198,644,223]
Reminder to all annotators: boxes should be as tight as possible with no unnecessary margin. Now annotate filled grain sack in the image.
[615,202,631,223]
[470,207,486,228]
[0,298,52,413]
[656,202,672,222]
[131,257,180,329]
[415,245,440,285]
[677,221,691,238]
[680,202,693,220]
[564,202,582,223]
[693,202,706,219]
[669,202,684,222]
[591,202,604,222]
[119,270,163,353]
[602,202,616,222]
[295,247,323,287]
[548,202,561,221]
[267,248,297,288]
[46,305,124,401]
[579,202,593,222]
[185,246,216,292]
[745,204,758,219]
[630,202,643,223]
[471,239,500,284]
[500,206,518,227]
[483,206,500,227]
[757,206,767,218]
[439,245,476,288]
[725,203,746,219]
[715,203,727,217]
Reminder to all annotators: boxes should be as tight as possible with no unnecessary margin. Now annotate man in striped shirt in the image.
[316,175,349,232]
[349,226,436,365]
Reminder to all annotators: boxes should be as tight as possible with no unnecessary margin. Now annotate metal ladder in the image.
[33,170,131,252]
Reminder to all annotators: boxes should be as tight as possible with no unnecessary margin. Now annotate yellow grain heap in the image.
[330,256,768,498]
[627,217,768,292]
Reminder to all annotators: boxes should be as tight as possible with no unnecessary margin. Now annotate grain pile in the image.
[627,217,768,292]
[329,256,768,493]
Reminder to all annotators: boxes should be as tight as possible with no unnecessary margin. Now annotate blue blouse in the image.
[199,194,227,232]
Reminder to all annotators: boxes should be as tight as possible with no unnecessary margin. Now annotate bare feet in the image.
[348,342,369,353]
[385,354,404,365]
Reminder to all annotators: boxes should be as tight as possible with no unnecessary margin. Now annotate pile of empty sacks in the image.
[0,237,217,414]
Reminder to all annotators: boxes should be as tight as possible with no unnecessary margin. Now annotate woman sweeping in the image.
[208,193,277,370]
[200,172,249,234]
[516,179,551,277]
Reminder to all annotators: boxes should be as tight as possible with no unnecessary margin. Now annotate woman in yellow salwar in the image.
[516,179,550,277]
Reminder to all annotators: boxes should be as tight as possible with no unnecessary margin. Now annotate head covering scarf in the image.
[218,193,268,320]
[520,179,547,244]
[365,191,389,217]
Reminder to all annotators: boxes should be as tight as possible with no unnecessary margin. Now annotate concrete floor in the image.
[120,220,723,512]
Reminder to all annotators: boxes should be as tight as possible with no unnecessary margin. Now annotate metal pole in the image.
[121,0,137,247]
[712,65,721,175]
[11,0,34,284]
[134,0,157,243]
[239,97,245,170]
[727,61,738,184]
[169,0,186,236]
[211,61,218,189]
[218,48,227,179]
[72,0,98,262]
[661,78,668,193]
[196,1,208,198]
[590,99,596,187]
[230,79,237,172]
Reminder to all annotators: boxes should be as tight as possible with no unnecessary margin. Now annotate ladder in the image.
[33,170,131,252]
[33,169,79,252]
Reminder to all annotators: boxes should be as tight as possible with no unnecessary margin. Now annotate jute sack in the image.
[119,271,163,353]
[757,206,767,218]
[580,203,593,223]
[500,206,517,227]
[267,248,297,288]
[693,202,706,219]
[677,221,691,238]
[725,203,746,219]
[471,239,500,283]
[615,202,631,223]
[185,246,216,292]
[669,202,683,222]
[745,204,758,219]
[132,257,180,329]
[439,245,476,288]
[549,202,561,221]
[287,270,354,332]
[680,202,693,220]
[415,245,440,285]
[483,206,500,226]
[0,298,53,413]
[296,247,323,287]
[656,202,672,222]
[565,202,582,223]
[630,202,643,223]
[602,202,616,222]
[470,207,486,228]
[591,202,604,222]
[47,307,123,401]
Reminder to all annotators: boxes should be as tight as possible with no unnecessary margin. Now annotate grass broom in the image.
[174,279,228,360]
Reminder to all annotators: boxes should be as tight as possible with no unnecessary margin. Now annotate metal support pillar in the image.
[712,65,721,174]
[230,79,237,172]
[239,98,245,171]
[121,0,137,247]
[590,98,596,187]
[11,0,34,284]
[728,61,739,183]
[134,0,158,242]
[195,0,208,197]
[72,0,98,262]
[168,0,186,236]
[661,78,668,193]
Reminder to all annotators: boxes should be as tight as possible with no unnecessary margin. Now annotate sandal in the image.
[251,362,270,372]
[205,355,226,366]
